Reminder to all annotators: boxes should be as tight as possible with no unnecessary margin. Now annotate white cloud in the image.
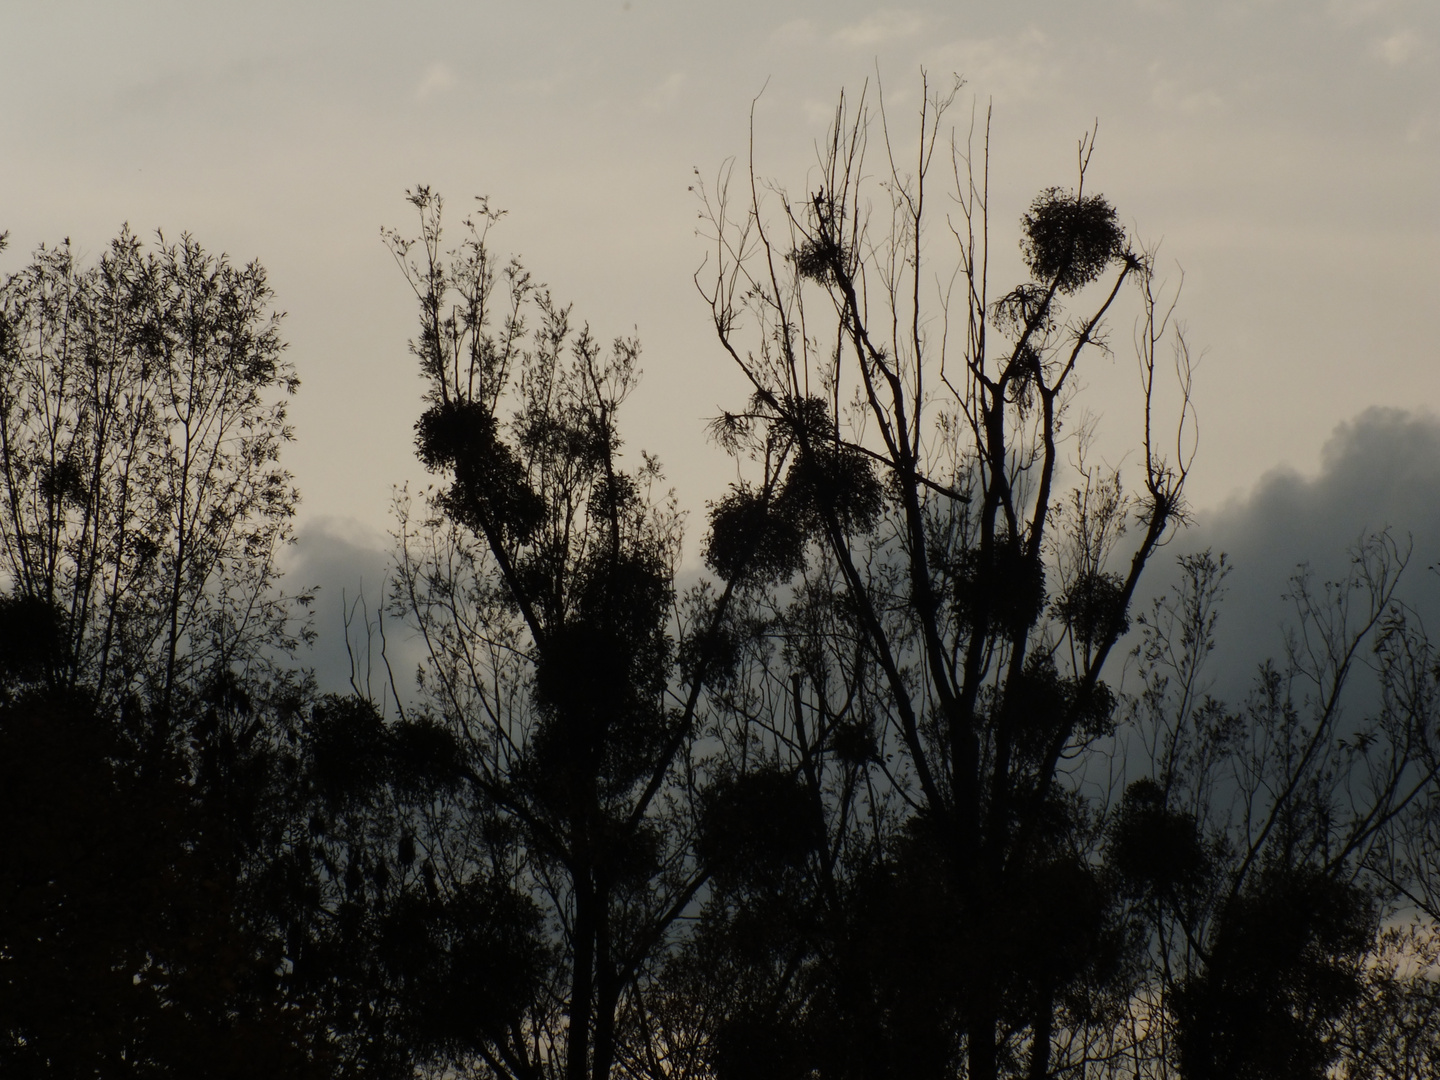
[643,71,686,112]
[832,9,924,49]
[1371,28,1424,66]
[284,518,421,699]
[415,61,457,101]
[770,18,817,47]
[923,27,1053,103]
[802,97,840,125]
[1150,77,1225,115]
[1144,59,1225,116]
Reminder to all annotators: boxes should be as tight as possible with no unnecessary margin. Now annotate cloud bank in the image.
[1149,407,1440,703]
[284,518,423,704]
[281,410,1440,718]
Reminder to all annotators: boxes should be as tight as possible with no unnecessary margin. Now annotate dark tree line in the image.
[3,81,1440,1080]
[0,228,326,1075]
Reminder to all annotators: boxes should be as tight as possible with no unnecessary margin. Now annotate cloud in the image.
[1148,68,1226,115]
[1371,28,1424,66]
[284,518,424,701]
[1197,406,1440,569]
[1328,0,1392,27]
[802,97,841,125]
[109,54,287,122]
[643,71,685,112]
[1143,408,1440,704]
[415,61,457,101]
[832,9,924,49]
[923,27,1054,103]
[770,18,817,47]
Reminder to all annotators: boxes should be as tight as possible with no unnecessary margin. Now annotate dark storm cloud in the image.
[285,519,422,702]
[282,410,1440,713]
[1148,407,1440,704]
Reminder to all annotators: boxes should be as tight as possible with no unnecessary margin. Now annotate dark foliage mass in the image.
[704,483,809,583]
[4,86,1440,1080]
[416,397,546,543]
[1107,778,1209,903]
[704,395,882,587]
[1020,188,1127,295]
[1174,869,1376,1080]
[0,638,327,1076]
[699,769,826,889]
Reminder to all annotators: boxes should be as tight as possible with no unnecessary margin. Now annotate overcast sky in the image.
[4,1,1437,691]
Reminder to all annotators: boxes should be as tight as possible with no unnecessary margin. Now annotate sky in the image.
[3,0,1438,694]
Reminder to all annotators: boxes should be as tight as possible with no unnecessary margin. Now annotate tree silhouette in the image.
[0,229,325,1076]
[0,226,306,715]
[687,77,1194,1080]
[0,631,329,1076]
[5,89,1439,1080]
[1122,537,1440,1080]
[374,190,731,1080]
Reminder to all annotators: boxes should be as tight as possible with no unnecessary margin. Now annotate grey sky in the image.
[3,1,1438,659]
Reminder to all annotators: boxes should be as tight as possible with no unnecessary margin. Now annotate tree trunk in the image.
[1027,985,1055,1080]
[969,1011,999,1080]
[568,879,596,1080]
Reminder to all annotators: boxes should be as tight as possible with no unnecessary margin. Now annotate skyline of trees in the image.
[2,82,1440,1080]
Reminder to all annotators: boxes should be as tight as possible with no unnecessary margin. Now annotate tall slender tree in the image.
[380,190,730,1080]
[688,78,1195,1080]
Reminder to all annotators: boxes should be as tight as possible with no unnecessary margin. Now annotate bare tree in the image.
[1123,534,1440,1080]
[690,77,1196,1080]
